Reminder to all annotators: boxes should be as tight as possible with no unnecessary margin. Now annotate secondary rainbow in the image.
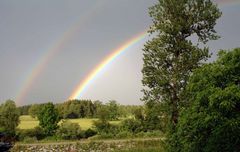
[69,32,148,100]
[15,1,106,105]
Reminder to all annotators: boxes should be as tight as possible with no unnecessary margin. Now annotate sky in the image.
[0,0,239,106]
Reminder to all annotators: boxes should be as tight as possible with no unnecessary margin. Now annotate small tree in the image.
[28,104,41,118]
[107,100,119,120]
[0,100,20,135]
[37,102,60,136]
[98,106,110,121]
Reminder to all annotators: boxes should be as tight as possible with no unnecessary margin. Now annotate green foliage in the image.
[18,105,31,115]
[19,100,139,120]
[142,0,222,128]
[133,107,145,121]
[93,119,120,137]
[168,48,240,152]
[122,105,165,133]
[17,126,45,141]
[121,119,142,133]
[107,100,120,120]
[0,100,20,135]
[56,120,81,140]
[95,100,120,121]
[83,128,97,138]
[61,99,100,119]
[93,120,112,134]
[97,106,110,121]
[28,104,41,118]
[144,103,166,131]
[37,102,60,136]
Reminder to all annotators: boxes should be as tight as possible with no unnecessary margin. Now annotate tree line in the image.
[18,99,141,120]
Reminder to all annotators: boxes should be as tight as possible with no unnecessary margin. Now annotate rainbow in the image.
[15,1,106,105]
[15,0,240,105]
[69,32,148,100]
[69,0,240,100]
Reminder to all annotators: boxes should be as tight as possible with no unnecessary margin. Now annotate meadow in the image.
[18,115,121,130]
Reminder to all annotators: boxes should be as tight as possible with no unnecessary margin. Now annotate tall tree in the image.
[142,0,221,129]
[37,102,60,135]
[0,100,20,135]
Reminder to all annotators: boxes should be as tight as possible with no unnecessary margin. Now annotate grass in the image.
[18,115,121,130]
[18,115,39,129]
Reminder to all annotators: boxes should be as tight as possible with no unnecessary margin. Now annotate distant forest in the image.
[18,100,141,120]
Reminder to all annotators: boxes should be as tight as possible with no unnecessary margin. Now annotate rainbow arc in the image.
[69,32,147,99]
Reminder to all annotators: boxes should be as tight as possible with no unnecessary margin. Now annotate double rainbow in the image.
[15,0,240,104]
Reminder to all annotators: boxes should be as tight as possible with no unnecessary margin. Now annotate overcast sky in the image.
[0,0,239,105]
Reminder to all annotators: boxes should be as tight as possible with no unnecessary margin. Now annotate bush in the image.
[121,119,142,133]
[16,126,44,141]
[115,131,133,139]
[96,132,115,139]
[83,128,97,138]
[56,120,81,140]
[93,120,111,134]
[93,119,122,138]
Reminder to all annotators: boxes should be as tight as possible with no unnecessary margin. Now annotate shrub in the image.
[16,126,44,141]
[96,132,115,139]
[121,119,142,133]
[93,119,121,138]
[115,131,133,139]
[83,128,97,138]
[93,120,111,134]
[32,126,45,140]
[56,120,81,140]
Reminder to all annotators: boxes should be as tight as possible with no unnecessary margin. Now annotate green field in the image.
[18,115,120,130]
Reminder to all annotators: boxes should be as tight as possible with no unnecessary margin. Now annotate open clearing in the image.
[18,115,121,130]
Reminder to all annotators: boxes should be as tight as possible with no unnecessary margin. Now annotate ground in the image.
[11,138,164,152]
[15,115,164,151]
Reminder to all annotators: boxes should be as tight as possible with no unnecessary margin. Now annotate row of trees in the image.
[18,102,162,141]
[18,100,141,120]
[0,98,163,141]
[0,98,144,142]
